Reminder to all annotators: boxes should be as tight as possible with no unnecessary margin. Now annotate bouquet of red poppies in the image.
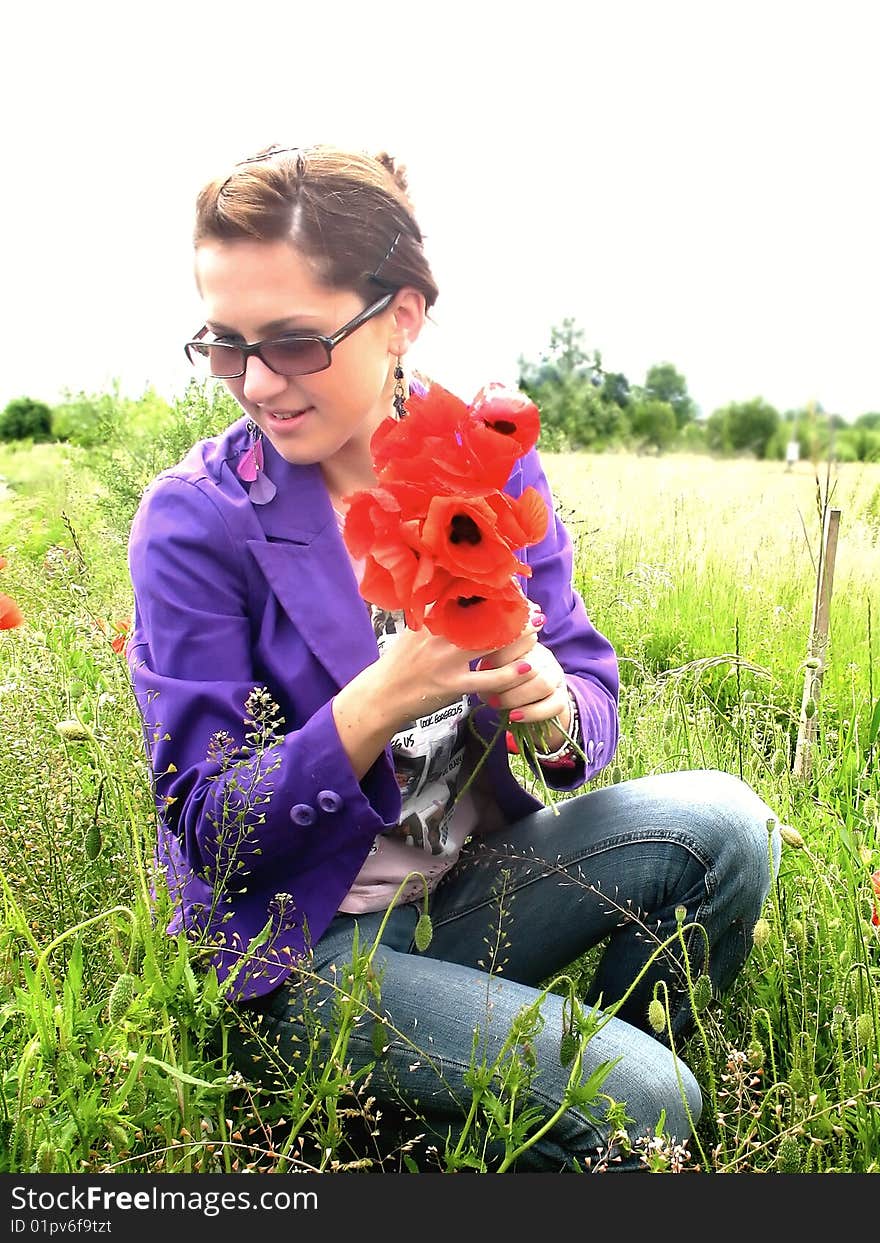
[343,376,585,809]
[342,377,549,649]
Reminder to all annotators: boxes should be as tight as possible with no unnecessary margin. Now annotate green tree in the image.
[0,396,53,442]
[706,398,780,459]
[629,398,677,451]
[854,411,880,431]
[641,362,696,429]
[518,319,622,449]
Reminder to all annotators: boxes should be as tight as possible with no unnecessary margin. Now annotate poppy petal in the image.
[0,593,24,629]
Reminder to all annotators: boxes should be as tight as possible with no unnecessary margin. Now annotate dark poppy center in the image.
[487,419,517,435]
[449,514,482,545]
[456,595,485,608]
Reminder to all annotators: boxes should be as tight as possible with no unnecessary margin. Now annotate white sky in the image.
[1,0,877,420]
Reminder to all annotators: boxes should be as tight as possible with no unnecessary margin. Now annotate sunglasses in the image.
[184,291,395,379]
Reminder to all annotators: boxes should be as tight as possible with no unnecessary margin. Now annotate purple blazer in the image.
[127,415,620,999]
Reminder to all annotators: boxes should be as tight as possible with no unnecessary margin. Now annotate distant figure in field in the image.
[785,439,800,472]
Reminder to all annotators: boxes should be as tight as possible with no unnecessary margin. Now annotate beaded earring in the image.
[393,358,408,421]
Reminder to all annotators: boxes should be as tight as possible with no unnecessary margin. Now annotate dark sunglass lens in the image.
[263,338,330,376]
[188,342,244,377]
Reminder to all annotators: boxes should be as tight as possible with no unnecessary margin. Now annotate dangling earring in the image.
[393,357,408,421]
[237,420,277,505]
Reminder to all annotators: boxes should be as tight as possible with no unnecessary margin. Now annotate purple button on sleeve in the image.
[289,803,317,826]
[317,789,344,813]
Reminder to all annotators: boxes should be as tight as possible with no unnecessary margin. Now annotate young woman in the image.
[127,144,781,1171]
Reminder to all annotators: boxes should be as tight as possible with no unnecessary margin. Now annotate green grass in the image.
[1,396,878,1174]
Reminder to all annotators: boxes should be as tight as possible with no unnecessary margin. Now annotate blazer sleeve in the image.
[126,474,400,900]
[514,447,620,789]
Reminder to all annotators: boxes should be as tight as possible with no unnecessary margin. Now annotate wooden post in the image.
[793,506,841,780]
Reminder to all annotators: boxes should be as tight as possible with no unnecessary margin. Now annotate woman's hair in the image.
[194,144,439,310]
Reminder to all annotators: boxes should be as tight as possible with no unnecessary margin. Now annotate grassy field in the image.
[1,408,878,1174]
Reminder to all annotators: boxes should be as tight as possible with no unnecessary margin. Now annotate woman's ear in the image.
[388,287,427,356]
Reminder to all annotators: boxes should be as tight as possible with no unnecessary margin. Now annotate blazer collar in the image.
[243,439,379,689]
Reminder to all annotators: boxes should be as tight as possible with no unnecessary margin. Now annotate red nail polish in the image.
[516,662,532,675]
[509,709,525,722]
[532,613,546,627]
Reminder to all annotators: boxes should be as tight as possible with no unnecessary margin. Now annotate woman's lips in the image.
[264,406,313,424]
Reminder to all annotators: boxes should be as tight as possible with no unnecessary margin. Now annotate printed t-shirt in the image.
[335,514,479,913]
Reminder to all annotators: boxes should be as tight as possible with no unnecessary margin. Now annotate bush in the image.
[0,396,53,442]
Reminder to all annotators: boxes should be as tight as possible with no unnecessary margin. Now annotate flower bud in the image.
[107,973,137,1025]
[35,1139,56,1173]
[692,973,713,1012]
[780,824,805,849]
[648,999,666,1033]
[752,917,772,949]
[776,1135,802,1173]
[414,912,433,953]
[55,719,94,742]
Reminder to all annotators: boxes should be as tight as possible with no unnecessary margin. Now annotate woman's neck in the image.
[320,450,379,514]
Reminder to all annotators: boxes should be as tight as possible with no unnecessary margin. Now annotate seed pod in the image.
[107,973,137,1024]
[84,821,102,860]
[413,912,433,953]
[35,1139,56,1173]
[789,918,807,951]
[648,999,666,1033]
[610,764,622,784]
[804,697,816,719]
[772,748,788,775]
[747,1040,763,1069]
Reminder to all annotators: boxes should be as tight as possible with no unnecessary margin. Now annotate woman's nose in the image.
[240,354,289,404]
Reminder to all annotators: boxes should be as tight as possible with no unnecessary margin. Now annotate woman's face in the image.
[194,238,414,474]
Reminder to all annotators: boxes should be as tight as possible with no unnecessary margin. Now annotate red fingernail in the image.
[487,694,501,709]
[516,662,532,675]
[509,709,525,722]
[532,613,546,627]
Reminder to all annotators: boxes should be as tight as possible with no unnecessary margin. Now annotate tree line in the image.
[517,319,880,462]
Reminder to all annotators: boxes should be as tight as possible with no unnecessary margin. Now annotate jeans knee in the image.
[683,769,779,901]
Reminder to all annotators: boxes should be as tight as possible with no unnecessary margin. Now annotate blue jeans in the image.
[227,769,781,1171]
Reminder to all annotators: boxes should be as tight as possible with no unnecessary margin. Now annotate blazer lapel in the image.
[243,446,379,689]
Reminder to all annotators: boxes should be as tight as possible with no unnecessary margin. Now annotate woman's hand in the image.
[475,627,571,747]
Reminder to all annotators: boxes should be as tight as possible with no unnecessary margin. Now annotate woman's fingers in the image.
[473,641,566,713]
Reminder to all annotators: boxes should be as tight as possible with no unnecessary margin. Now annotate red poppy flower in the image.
[871,869,880,927]
[487,488,550,549]
[110,619,131,655]
[372,382,498,496]
[359,542,422,615]
[371,380,467,469]
[0,592,23,630]
[469,383,542,457]
[420,495,528,587]
[343,487,425,561]
[424,575,530,650]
